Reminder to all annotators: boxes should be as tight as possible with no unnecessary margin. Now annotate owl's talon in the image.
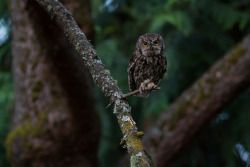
[147,82,157,90]
[139,83,146,93]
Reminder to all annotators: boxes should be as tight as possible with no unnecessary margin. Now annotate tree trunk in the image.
[7,0,99,166]
[143,35,250,167]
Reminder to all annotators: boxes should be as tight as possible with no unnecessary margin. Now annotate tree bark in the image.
[143,34,250,167]
[7,0,99,166]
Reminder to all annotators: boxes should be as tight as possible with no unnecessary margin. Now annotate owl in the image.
[128,33,167,97]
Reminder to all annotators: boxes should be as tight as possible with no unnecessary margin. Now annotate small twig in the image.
[122,87,161,99]
[105,102,113,109]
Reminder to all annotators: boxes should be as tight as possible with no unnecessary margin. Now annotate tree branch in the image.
[35,0,153,166]
[143,34,250,167]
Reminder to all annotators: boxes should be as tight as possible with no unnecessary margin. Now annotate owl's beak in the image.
[150,45,154,51]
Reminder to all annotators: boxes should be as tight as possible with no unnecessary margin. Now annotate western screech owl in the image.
[128,33,167,97]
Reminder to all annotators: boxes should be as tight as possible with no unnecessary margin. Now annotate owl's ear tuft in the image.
[136,38,142,50]
[158,35,163,41]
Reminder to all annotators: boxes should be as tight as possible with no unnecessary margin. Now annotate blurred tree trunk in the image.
[7,0,99,167]
[144,35,250,167]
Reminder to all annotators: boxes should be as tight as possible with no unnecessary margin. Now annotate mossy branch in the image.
[35,0,153,166]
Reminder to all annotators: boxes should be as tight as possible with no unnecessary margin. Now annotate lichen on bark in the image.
[6,113,48,160]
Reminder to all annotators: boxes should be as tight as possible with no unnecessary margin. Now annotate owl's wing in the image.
[127,52,137,72]
[163,54,167,74]
[128,52,139,91]
[154,53,168,86]
[159,54,168,78]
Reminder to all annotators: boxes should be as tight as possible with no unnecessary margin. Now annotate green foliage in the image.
[0,0,12,166]
[151,11,193,35]
[0,72,12,167]
[0,0,8,18]
[0,42,12,167]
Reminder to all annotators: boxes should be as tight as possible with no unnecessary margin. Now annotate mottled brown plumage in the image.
[128,33,167,97]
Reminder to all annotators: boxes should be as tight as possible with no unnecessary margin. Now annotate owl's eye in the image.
[154,41,159,46]
[143,42,148,47]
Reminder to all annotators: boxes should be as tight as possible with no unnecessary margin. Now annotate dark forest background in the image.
[1,0,250,167]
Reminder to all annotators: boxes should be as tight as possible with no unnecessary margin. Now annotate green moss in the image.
[52,98,61,108]
[130,156,139,167]
[126,135,142,152]
[110,76,118,85]
[5,120,32,159]
[75,43,81,52]
[31,60,38,70]
[113,105,118,114]
[114,79,118,85]
[205,78,215,97]
[169,103,186,130]
[25,49,30,59]
[103,69,118,85]
[104,70,111,75]
[32,81,43,101]
[18,36,26,42]
[32,92,38,101]
[31,113,47,137]
[224,46,244,74]
[5,113,48,160]
[198,81,205,102]
[47,5,52,12]
[122,120,134,134]
[33,81,43,92]
[228,46,244,64]
[168,81,212,130]
[136,131,144,138]
[122,106,130,113]
[19,62,26,73]
[6,131,18,159]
